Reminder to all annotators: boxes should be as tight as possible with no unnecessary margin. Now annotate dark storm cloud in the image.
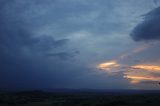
[1,0,154,90]
[46,52,74,60]
[46,50,79,60]
[0,0,68,55]
[32,36,68,52]
[0,0,73,90]
[131,7,160,41]
[153,0,159,5]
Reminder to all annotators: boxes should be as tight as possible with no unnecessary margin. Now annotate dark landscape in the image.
[1,89,160,106]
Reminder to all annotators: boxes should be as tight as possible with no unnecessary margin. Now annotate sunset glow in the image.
[97,60,120,72]
[124,74,160,84]
[97,60,160,84]
[131,65,160,72]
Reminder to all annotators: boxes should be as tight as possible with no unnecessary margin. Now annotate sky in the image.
[0,0,160,90]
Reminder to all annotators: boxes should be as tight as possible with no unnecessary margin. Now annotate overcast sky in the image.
[0,0,160,90]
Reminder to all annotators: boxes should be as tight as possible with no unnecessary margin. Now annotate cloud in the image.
[0,0,74,90]
[153,0,159,5]
[126,6,160,85]
[131,7,160,41]
[1,0,156,90]
[32,36,68,52]
[46,51,79,60]
[124,69,160,84]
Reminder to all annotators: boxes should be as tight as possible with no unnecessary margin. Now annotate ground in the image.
[0,90,160,106]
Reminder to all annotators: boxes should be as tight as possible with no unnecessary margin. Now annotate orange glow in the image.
[124,69,160,84]
[130,80,141,84]
[131,64,160,72]
[124,75,160,84]
[97,61,160,84]
[97,60,120,72]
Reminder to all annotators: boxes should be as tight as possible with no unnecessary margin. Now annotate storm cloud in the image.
[131,6,160,41]
[0,0,157,90]
[0,0,74,90]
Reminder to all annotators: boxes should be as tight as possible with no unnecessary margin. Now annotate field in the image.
[0,90,160,106]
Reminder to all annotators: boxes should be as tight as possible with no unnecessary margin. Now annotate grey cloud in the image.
[131,7,160,41]
[0,0,73,89]
[141,81,160,84]
[0,0,69,56]
[0,0,153,90]
[32,36,68,52]
[46,52,74,60]
[46,50,79,60]
[153,0,159,5]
